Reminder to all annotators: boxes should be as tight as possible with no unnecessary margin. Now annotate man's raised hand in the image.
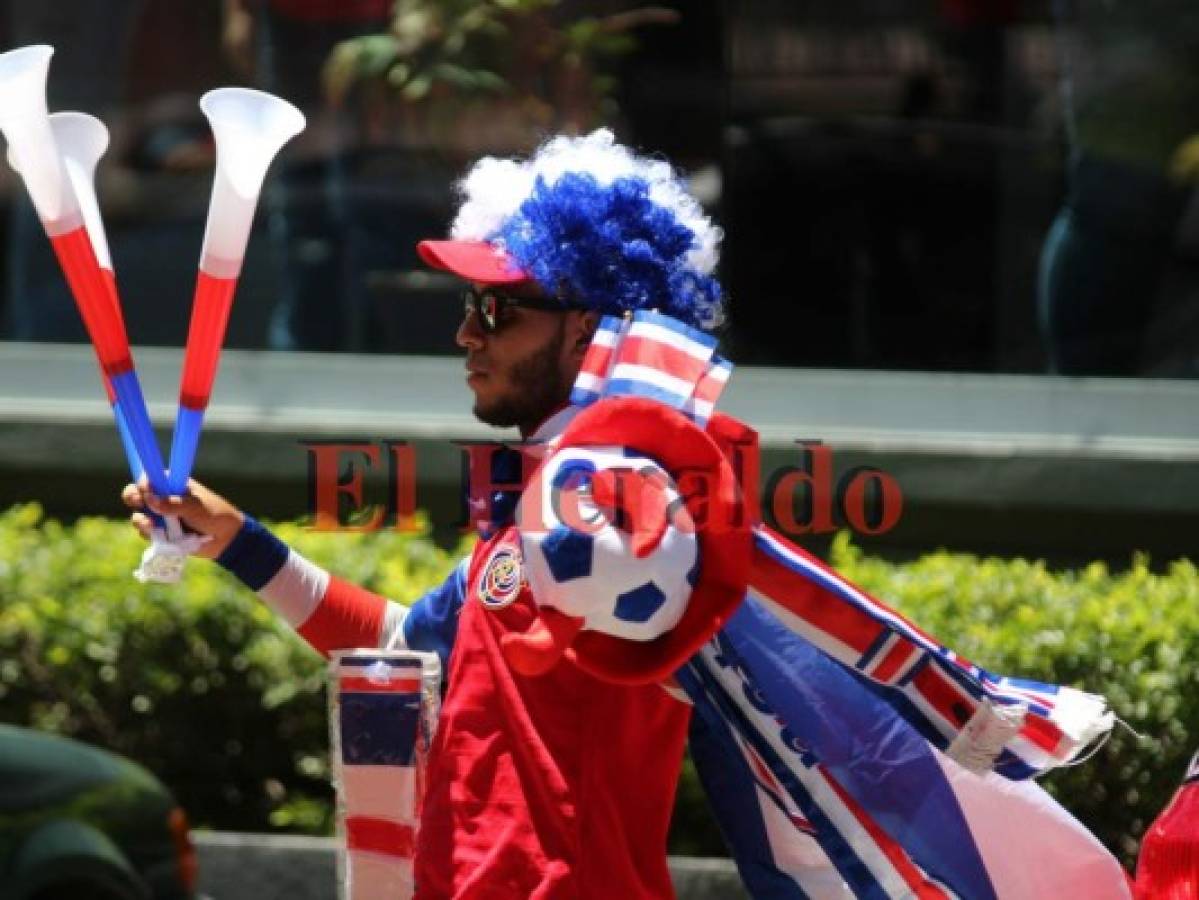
[122,478,244,560]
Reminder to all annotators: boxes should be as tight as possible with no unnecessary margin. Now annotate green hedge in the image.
[0,504,469,835]
[1,504,1195,866]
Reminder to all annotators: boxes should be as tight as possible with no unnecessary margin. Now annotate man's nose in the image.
[456,310,486,350]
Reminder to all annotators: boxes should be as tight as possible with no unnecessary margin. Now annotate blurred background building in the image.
[1,0,1196,561]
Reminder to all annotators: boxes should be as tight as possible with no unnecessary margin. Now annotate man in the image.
[126,129,1132,900]
[125,129,725,898]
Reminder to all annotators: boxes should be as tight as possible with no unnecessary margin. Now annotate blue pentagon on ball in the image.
[540,525,594,582]
[613,582,667,623]
[551,458,595,491]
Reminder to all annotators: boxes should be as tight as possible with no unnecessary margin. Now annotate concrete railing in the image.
[3,342,1197,562]
[193,832,749,900]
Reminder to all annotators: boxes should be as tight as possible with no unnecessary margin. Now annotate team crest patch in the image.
[478,544,524,609]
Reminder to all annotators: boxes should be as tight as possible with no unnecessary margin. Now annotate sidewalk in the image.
[194,832,750,899]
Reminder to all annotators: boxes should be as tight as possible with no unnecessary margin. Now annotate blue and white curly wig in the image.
[450,129,725,331]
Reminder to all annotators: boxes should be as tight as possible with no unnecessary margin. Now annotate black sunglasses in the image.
[462,286,581,333]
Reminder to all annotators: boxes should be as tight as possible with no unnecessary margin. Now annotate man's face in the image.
[456,283,593,434]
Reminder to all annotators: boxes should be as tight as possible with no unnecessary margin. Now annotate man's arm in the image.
[213,514,404,656]
[123,479,465,660]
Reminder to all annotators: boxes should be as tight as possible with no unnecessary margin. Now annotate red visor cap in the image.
[417,239,533,285]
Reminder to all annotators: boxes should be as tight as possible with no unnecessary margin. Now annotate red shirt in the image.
[414,526,691,899]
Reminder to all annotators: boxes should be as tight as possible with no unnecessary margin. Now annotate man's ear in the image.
[570,311,600,358]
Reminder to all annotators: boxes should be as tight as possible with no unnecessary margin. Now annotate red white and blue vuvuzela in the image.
[168,88,304,495]
[0,45,169,494]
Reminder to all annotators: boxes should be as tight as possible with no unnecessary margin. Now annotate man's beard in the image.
[473,318,571,431]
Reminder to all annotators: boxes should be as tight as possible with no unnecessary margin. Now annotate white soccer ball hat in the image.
[517,445,698,643]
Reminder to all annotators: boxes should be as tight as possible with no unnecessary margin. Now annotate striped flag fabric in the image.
[680,353,732,426]
[682,597,1133,899]
[688,701,855,899]
[749,526,1112,779]
[569,310,732,427]
[569,314,630,407]
[603,310,717,407]
[330,650,441,900]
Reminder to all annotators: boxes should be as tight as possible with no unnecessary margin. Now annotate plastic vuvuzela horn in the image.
[167,88,304,494]
[47,112,200,580]
[0,45,170,495]
[7,111,145,481]
[32,111,188,558]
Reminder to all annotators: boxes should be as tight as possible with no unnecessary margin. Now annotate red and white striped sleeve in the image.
[215,516,408,657]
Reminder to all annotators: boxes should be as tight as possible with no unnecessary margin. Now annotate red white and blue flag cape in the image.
[571,311,1130,899]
